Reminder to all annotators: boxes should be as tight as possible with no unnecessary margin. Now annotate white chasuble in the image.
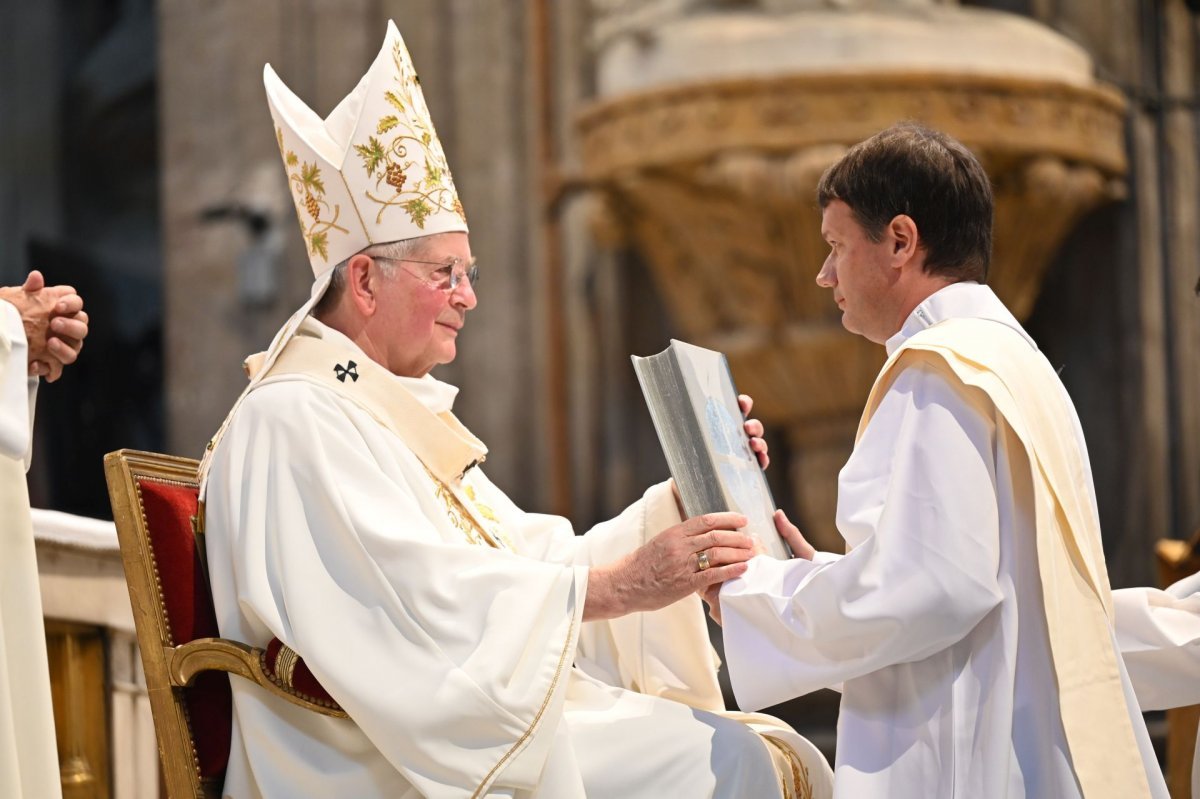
[0,302,62,799]
[720,283,1166,799]
[204,318,831,799]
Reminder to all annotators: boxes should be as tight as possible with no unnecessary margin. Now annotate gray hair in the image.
[314,237,431,316]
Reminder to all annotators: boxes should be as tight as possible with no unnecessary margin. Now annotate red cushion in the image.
[137,478,230,780]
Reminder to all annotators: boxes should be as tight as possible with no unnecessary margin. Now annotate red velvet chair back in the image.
[136,477,232,780]
[104,450,230,798]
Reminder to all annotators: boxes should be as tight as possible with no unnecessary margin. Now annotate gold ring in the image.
[697,551,711,572]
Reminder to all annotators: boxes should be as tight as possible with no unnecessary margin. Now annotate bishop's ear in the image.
[346,254,379,315]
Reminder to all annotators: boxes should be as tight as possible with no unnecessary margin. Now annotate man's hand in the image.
[739,394,769,470]
[702,582,725,626]
[0,271,89,382]
[584,512,755,621]
[774,508,815,561]
[702,509,813,627]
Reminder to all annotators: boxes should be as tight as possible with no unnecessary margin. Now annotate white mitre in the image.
[198,20,467,490]
[266,18,467,273]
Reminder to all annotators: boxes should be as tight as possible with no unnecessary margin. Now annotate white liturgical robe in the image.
[204,318,831,799]
[720,283,1168,798]
[0,302,61,799]
[1116,574,1200,799]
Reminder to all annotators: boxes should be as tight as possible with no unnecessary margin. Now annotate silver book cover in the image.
[632,339,791,561]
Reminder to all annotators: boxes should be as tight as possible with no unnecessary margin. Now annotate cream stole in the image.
[248,325,505,550]
[859,317,1149,798]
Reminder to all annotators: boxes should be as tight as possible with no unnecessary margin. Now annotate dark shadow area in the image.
[23,0,163,517]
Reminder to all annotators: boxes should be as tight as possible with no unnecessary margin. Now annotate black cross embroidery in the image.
[334,360,359,383]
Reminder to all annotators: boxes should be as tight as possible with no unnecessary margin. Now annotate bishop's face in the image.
[376,231,477,378]
[816,200,900,345]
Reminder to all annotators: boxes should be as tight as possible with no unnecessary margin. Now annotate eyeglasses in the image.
[373,256,479,293]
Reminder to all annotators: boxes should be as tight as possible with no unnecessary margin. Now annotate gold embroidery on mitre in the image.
[355,39,465,229]
[276,126,349,262]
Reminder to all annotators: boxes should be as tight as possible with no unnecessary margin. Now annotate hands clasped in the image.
[583,512,757,622]
[0,271,89,382]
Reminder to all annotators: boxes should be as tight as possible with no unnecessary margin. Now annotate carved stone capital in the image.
[578,71,1127,427]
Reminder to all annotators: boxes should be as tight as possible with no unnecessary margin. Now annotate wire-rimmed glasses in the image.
[374,256,479,292]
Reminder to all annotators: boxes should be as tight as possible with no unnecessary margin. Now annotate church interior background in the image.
[1,0,1197,795]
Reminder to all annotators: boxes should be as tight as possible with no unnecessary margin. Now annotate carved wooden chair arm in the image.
[166,638,347,718]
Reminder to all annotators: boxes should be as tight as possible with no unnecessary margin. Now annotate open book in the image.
[632,340,791,560]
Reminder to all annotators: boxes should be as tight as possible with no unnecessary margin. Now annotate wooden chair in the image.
[103,449,345,798]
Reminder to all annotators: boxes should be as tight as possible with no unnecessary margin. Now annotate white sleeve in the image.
[474,474,725,710]
[571,481,724,710]
[720,362,1006,710]
[0,301,34,466]
[1114,583,1200,710]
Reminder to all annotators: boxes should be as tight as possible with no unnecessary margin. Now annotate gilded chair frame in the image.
[104,449,346,799]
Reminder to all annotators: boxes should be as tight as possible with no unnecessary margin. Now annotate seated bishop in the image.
[198,20,832,799]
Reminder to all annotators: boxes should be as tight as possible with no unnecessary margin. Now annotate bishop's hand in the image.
[583,512,754,621]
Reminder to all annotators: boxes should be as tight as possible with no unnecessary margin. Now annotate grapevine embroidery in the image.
[354,39,465,228]
[464,484,516,550]
[277,127,349,261]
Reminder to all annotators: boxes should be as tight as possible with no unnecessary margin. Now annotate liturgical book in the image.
[632,340,791,560]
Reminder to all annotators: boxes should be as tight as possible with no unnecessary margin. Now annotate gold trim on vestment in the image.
[470,612,579,799]
[762,735,813,799]
[426,465,505,549]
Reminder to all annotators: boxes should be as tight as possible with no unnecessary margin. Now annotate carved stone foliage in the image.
[579,72,1127,427]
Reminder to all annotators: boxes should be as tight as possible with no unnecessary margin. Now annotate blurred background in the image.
[2,0,1198,796]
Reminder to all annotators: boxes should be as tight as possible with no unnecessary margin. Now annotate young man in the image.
[712,123,1168,798]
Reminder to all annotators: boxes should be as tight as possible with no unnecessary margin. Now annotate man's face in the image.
[816,200,899,345]
[375,231,477,377]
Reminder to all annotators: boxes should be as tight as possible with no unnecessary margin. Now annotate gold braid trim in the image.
[274,644,300,689]
[762,735,813,799]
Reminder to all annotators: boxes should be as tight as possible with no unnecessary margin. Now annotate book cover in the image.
[632,339,790,561]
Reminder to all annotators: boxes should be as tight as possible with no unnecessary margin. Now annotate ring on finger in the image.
[697,550,711,572]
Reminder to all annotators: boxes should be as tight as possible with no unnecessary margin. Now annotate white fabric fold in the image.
[0,299,61,799]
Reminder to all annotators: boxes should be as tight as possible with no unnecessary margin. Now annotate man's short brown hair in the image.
[817,123,993,283]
